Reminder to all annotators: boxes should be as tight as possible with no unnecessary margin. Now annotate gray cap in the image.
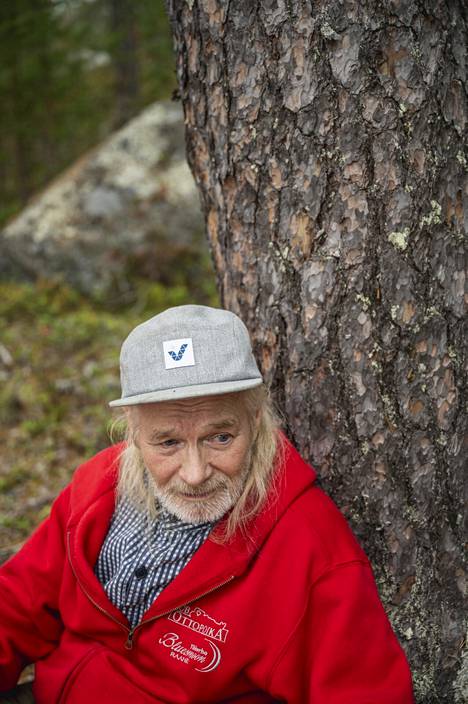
[109,304,263,406]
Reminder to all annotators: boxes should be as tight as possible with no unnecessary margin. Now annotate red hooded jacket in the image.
[0,440,414,703]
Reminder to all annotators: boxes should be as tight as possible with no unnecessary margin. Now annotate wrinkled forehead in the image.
[128,392,249,428]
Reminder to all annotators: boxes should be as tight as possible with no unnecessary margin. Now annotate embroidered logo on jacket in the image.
[158,632,221,672]
[163,338,195,370]
[168,606,229,643]
[157,607,229,673]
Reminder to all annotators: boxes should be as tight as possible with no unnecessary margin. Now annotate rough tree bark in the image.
[164,1,467,701]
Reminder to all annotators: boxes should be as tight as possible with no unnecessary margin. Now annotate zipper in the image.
[67,531,235,651]
[66,531,129,638]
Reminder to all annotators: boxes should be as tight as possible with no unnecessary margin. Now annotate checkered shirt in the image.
[95,498,214,627]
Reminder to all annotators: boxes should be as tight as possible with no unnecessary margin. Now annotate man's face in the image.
[130,393,256,525]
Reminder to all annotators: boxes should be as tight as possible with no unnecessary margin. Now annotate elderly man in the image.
[0,305,414,703]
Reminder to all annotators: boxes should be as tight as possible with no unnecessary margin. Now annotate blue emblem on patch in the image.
[168,343,188,361]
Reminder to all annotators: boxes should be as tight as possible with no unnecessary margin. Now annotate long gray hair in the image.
[110,385,284,541]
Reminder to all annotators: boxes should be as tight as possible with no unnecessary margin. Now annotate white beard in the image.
[149,463,251,525]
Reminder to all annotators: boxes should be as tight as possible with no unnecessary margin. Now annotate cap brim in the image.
[109,378,263,407]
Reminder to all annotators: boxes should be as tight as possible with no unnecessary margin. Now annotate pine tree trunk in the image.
[164,1,467,701]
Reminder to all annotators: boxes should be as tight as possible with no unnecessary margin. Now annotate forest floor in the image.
[0,273,217,562]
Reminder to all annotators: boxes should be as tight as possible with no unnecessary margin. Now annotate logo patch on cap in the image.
[163,338,195,369]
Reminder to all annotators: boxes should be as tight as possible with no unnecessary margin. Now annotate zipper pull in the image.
[125,628,135,650]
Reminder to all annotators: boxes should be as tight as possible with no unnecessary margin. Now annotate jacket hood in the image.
[65,434,318,621]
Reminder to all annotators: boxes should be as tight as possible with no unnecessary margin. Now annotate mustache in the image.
[166,479,228,497]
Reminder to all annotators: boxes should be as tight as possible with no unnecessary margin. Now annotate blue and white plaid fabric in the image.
[95,498,213,627]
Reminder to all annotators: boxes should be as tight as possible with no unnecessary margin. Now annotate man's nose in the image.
[178,445,212,486]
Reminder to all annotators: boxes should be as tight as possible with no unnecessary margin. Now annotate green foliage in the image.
[0,465,32,493]
[0,279,83,322]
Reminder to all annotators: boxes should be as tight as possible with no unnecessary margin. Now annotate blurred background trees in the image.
[0,0,176,225]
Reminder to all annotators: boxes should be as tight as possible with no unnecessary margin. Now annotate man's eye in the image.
[211,433,232,444]
[160,439,178,448]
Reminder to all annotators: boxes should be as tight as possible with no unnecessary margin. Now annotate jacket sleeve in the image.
[267,560,414,703]
[0,485,71,692]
